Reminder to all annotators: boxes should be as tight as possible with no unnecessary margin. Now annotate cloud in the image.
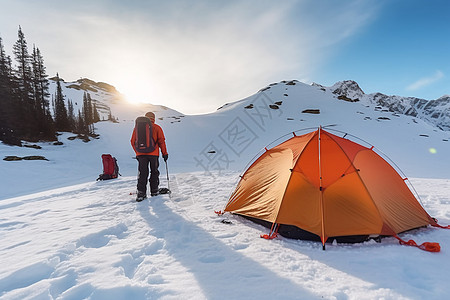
[0,0,381,114]
[406,70,444,91]
[105,0,380,113]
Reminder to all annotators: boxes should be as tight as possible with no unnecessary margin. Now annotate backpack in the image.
[97,154,120,180]
[134,116,155,153]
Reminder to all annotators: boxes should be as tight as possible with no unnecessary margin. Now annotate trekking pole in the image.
[165,160,172,198]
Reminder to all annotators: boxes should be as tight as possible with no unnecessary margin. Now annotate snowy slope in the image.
[1,78,449,197]
[1,78,450,299]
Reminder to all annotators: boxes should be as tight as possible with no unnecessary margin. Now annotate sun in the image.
[429,148,437,154]
[117,82,154,105]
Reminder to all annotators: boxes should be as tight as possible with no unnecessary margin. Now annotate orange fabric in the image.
[225,128,435,244]
[225,148,293,222]
[394,235,440,252]
[354,150,431,233]
[131,121,168,156]
[260,223,279,239]
[431,223,450,229]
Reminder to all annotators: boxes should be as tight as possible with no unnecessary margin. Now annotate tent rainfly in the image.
[221,127,449,252]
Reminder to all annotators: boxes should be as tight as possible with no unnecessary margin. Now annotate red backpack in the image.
[97,154,120,180]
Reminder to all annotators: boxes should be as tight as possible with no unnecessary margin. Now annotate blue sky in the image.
[0,0,449,114]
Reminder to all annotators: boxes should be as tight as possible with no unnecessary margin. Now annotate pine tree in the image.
[0,37,12,84]
[51,94,55,115]
[12,26,37,139]
[32,46,50,115]
[67,99,76,130]
[12,26,34,107]
[32,45,54,140]
[0,36,19,145]
[77,110,86,134]
[92,103,100,123]
[53,73,70,132]
[82,92,88,134]
[108,107,114,122]
[86,92,94,133]
[82,92,97,134]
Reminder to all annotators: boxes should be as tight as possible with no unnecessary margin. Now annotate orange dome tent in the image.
[223,127,446,251]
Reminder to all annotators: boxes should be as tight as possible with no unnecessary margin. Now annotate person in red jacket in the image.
[130,112,168,201]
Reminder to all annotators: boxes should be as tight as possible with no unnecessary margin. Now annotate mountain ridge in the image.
[51,76,449,132]
[2,76,449,201]
[326,80,450,131]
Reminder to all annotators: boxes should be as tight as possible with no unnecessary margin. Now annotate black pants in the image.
[137,155,160,194]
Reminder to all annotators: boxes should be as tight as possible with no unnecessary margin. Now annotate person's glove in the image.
[163,154,168,162]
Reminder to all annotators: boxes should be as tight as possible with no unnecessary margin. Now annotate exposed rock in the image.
[67,83,98,92]
[331,80,365,101]
[67,134,91,142]
[311,82,327,92]
[4,155,48,161]
[337,95,359,102]
[23,156,49,160]
[258,86,271,92]
[328,80,449,130]
[4,156,22,161]
[369,93,450,130]
[217,103,230,110]
[302,109,320,114]
[24,144,42,149]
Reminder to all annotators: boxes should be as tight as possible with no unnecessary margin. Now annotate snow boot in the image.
[158,187,171,195]
[136,191,147,202]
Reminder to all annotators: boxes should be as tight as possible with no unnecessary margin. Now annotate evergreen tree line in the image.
[0,26,101,146]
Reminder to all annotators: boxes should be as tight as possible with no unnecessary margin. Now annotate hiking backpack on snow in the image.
[97,154,120,180]
[134,116,155,153]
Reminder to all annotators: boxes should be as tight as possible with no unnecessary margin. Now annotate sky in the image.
[0,0,449,114]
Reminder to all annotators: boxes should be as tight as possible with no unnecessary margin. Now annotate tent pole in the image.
[318,126,326,250]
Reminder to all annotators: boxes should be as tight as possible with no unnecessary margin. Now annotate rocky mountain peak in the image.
[330,80,365,102]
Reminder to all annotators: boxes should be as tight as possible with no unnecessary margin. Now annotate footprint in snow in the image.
[115,239,165,279]
[76,223,128,248]
[198,255,226,263]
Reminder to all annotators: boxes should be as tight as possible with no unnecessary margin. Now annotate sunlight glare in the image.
[119,83,153,105]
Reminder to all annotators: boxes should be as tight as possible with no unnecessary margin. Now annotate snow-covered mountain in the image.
[48,77,184,124]
[1,77,449,200]
[328,80,450,131]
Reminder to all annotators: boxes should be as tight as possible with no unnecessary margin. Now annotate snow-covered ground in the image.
[1,79,449,299]
[1,174,449,299]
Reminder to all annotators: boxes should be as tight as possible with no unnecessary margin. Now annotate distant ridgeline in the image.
[324,80,450,131]
[0,27,120,146]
